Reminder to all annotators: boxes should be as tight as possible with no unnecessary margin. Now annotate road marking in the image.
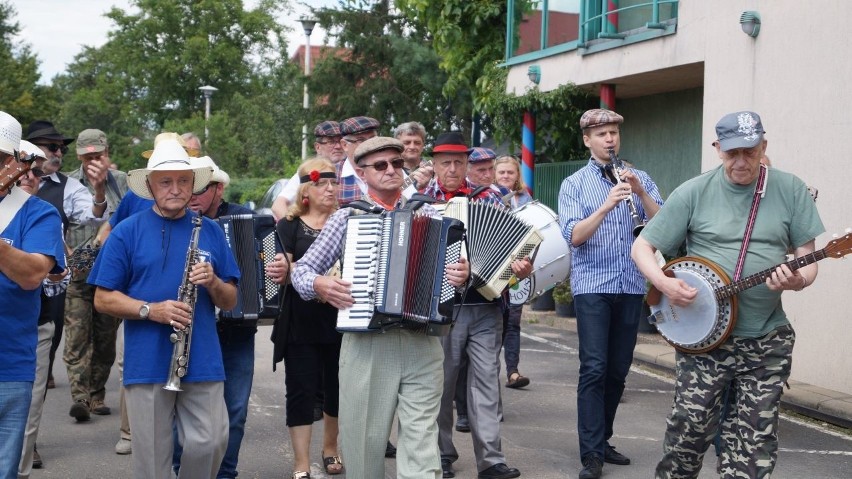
[521,331,576,353]
[778,448,852,455]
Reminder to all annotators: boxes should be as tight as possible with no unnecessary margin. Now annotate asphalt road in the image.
[31,319,852,478]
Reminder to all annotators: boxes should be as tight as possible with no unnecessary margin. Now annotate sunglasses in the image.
[37,143,69,155]
[194,182,219,195]
[361,158,405,171]
[28,168,46,178]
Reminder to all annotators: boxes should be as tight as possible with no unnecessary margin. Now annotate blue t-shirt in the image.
[0,193,65,381]
[89,209,240,385]
[109,190,154,227]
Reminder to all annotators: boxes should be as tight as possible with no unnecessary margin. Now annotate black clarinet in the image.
[607,148,646,237]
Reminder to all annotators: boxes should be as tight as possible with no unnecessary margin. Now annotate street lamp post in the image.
[300,18,317,161]
[199,85,218,146]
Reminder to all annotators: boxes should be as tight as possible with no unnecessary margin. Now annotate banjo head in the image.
[652,259,735,353]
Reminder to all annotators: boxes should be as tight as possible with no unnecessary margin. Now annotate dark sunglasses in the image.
[194,182,219,195]
[37,143,69,155]
[29,167,46,178]
[361,158,405,172]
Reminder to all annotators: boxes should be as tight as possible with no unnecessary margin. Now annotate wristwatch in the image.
[139,303,150,319]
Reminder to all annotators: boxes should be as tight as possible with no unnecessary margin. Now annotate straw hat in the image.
[141,132,200,159]
[126,139,213,199]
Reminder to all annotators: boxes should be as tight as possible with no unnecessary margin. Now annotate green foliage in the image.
[552,281,573,304]
[227,176,281,205]
[51,0,301,176]
[309,0,461,138]
[476,63,594,162]
[0,1,61,124]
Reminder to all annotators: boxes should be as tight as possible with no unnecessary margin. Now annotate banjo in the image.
[646,232,852,353]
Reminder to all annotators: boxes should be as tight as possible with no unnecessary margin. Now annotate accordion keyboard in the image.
[337,215,383,330]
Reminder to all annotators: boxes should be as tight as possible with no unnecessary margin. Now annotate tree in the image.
[0,1,60,125]
[309,0,463,140]
[52,0,302,177]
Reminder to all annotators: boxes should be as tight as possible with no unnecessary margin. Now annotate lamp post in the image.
[300,18,317,161]
[199,85,218,146]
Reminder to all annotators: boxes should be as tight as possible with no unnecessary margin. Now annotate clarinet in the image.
[164,213,203,392]
[607,148,646,237]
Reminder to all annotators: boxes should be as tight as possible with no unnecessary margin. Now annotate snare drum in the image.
[509,201,571,305]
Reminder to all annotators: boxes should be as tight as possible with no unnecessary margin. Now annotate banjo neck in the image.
[716,233,852,300]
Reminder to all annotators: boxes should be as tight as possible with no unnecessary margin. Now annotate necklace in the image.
[299,218,322,237]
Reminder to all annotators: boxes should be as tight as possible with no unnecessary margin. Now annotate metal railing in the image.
[532,160,587,211]
[579,0,679,47]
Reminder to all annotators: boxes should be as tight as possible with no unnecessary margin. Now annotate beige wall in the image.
[508,1,852,394]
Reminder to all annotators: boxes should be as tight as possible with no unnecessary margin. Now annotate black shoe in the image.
[441,458,455,478]
[69,400,90,422]
[604,443,630,465]
[478,463,520,479]
[579,455,603,479]
[385,441,396,458]
[32,445,43,469]
[455,414,471,433]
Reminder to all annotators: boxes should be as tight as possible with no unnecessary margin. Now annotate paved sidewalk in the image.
[525,308,852,430]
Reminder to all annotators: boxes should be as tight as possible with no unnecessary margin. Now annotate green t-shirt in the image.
[641,166,824,338]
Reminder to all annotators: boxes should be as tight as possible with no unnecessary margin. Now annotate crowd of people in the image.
[0,106,822,479]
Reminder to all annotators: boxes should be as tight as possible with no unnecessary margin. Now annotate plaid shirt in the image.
[421,178,502,204]
[291,196,435,301]
[336,159,365,206]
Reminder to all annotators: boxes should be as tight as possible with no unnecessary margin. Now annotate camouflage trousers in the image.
[655,324,795,479]
[64,277,121,403]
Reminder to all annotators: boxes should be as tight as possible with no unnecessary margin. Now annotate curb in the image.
[632,343,852,430]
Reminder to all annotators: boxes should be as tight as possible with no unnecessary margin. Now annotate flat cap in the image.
[341,116,380,136]
[76,129,108,155]
[579,109,624,129]
[714,111,765,152]
[354,136,404,164]
[468,147,497,163]
[314,120,342,138]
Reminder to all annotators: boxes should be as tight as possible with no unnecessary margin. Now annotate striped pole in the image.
[521,110,536,196]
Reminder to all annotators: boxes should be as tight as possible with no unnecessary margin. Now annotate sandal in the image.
[322,453,344,475]
[506,372,530,389]
[291,472,310,479]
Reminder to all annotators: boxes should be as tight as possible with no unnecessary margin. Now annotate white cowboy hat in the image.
[19,140,48,160]
[126,139,213,199]
[191,156,230,188]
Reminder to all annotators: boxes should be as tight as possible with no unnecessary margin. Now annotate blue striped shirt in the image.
[557,159,663,295]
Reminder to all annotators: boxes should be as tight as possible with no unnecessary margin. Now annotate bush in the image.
[226,176,281,205]
[552,281,573,304]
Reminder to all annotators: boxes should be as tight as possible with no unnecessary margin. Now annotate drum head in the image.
[509,277,533,305]
[654,269,720,346]
[511,201,570,304]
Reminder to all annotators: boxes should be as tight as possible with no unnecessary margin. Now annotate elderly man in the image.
[291,136,469,479]
[271,120,347,219]
[175,157,261,479]
[0,111,65,479]
[89,138,240,479]
[25,120,109,400]
[632,111,823,479]
[422,132,530,479]
[63,129,128,425]
[558,109,663,479]
[393,121,434,187]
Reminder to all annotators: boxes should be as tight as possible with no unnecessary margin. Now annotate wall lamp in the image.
[740,11,761,38]
[527,65,541,85]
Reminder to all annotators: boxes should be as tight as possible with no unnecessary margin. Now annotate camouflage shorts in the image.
[655,324,795,479]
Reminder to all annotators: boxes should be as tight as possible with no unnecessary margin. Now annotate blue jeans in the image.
[173,327,255,478]
[574,293,642,460]
[0,382,33,479]
[502,303,523,376]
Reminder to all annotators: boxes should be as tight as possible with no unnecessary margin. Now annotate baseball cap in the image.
[76,129,108,155]
[714,111,766,152]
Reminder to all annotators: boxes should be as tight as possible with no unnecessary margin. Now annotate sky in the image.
[11,0,336,84]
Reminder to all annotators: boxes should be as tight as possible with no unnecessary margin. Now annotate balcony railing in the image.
[579,0,679,48]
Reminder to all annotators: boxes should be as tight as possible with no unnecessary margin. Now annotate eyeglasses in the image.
[360,158,405,171]
[316,137,344,145]
[311,179,339,188]
[194,182,219,195]
[36,143,69,155]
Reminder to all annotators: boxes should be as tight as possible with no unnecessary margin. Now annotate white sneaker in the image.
[115,438,132,455]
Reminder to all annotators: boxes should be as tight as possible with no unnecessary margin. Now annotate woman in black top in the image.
[271,158,343,478]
